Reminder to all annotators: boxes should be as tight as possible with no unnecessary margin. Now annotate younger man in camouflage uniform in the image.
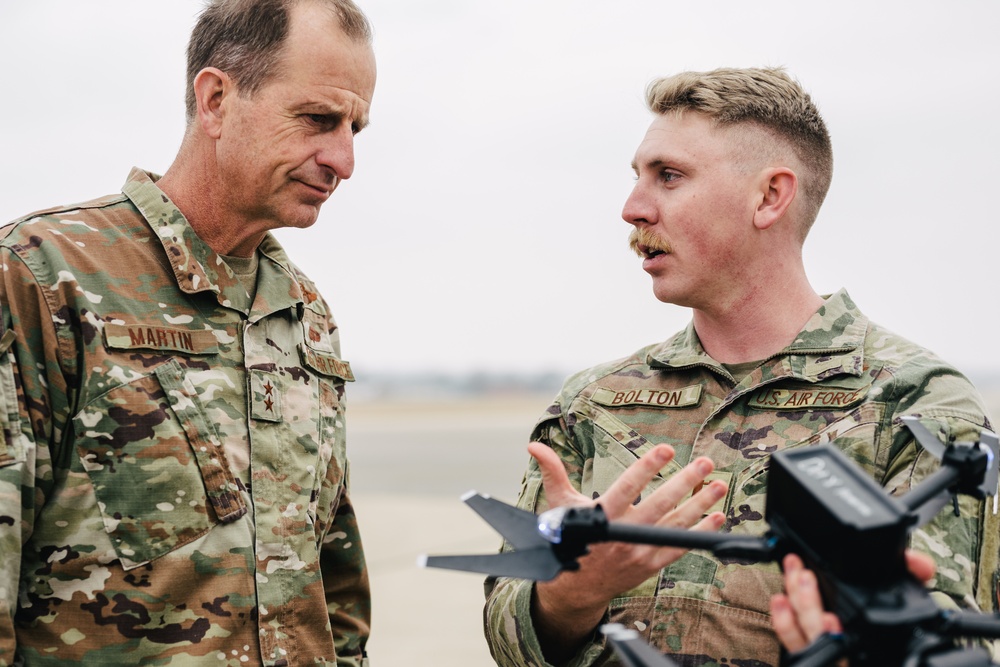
[0,1,376,664]
[484,67,998,666]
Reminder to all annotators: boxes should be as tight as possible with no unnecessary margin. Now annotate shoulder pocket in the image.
[73,359,246,568]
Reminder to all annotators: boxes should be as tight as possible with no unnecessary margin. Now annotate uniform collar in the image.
[647,289,867,383]
[121,167,303,317]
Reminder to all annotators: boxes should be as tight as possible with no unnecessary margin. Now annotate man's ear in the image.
[753,168,798,231]
[192,67,230,140]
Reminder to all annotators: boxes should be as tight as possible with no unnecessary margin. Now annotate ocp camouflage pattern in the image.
[485,290,999,667]
[0,168,370,666]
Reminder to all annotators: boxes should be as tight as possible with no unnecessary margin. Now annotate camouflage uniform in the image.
[0,169,369,666]
[485,290,999,667]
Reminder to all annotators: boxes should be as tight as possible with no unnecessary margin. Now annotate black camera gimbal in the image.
[423,417,1000,667]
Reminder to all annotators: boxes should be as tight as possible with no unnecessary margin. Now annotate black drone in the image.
[423,417,1000,667]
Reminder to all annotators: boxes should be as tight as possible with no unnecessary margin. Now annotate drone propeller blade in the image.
[901,416,947,460]
[461,491,552,550]
[601,625,680,667]
[421,546,565,581]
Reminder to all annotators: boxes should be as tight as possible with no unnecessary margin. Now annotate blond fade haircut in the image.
[646,67,833,238]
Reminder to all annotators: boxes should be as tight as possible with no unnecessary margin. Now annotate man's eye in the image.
[305,114,345,130]
[660,170,680,183]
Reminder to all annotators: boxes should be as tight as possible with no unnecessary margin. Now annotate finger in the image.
[527,441,589,507]
[653,479,728,529]
[905,550,936,583]
[644,509,727,569]
[783,552,805,575]
[688,509,726,533]
[785,558,828,643]
[821,611,843,635]
[599,445,676,517]
[634,456,716,524]
[770,594,810,653]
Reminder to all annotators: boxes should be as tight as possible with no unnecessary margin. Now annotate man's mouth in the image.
[292,173,338,199]
[638,244,667,260]
[300,181,333,197]
[629,228,671,259]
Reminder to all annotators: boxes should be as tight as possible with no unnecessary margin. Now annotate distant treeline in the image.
[351,370,568,400]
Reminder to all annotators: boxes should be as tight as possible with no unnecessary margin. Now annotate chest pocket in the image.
[727,402,884,533]
[73,359,246,569]
[299,344,352,539]
[577,401,685,505]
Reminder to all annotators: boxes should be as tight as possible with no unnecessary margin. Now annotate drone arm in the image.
[899,466,961,515]
[937,609,1000,640]
[602,524,778,561]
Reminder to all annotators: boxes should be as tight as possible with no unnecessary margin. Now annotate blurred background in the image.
[2,1,998,664]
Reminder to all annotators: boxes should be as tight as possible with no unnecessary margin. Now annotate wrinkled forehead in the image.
[268,13,376,116]
[280,3,376,92]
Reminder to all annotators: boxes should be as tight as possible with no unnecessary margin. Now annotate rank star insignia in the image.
[250,370,281,422]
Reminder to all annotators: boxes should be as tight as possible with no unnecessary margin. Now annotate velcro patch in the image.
[250,369,282,422]
[592,385,702,409]
[104,322,219,355]
[748,386,868,410]
[299,345,354,381]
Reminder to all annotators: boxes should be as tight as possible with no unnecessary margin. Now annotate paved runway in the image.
[348,389,1000,665]
[348,394,548,666]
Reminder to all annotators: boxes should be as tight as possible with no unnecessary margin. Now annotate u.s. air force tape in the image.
[748,386,868,409]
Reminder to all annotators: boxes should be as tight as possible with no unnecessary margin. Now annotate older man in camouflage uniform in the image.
[484,68,998,666]
[0,1,375,665]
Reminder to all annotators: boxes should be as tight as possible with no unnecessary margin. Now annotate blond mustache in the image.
[628,228,672,257]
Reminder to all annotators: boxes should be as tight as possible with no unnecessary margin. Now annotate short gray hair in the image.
[185,0,373,121]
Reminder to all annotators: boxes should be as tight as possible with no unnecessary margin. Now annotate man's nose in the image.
[316,126,356,180]
[622,185,655,227]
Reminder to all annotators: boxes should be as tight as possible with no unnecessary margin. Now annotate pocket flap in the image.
[299,345,354,381]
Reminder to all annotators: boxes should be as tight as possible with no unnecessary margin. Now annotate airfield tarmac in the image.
[349,394,545,666]
[348,388,1000,666]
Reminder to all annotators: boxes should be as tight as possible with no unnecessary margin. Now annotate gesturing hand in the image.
[528,441,728,662]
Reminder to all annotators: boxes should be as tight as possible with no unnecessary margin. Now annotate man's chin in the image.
[650,282,686,306]
[277,205,322,231]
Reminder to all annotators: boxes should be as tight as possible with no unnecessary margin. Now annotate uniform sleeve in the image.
[483,398,615,667]
[321,473,371,667]
[880,364,999,656]
[0,247,70,665]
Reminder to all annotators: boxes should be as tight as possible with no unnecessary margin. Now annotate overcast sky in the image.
[1,1,998,380]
